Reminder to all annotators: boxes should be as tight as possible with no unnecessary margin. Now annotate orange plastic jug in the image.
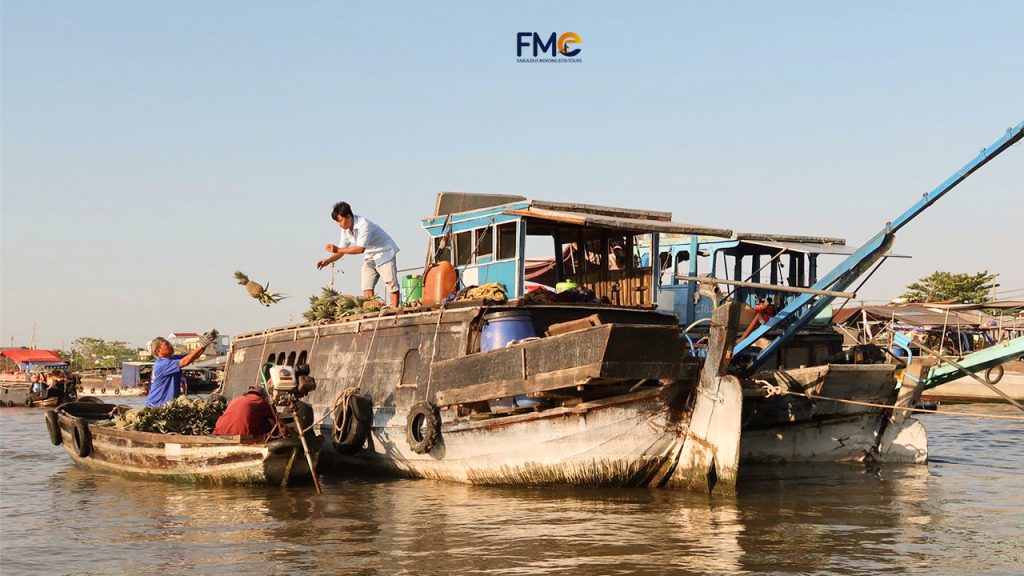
[422,261,458,306]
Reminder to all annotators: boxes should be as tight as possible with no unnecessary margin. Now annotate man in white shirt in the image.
[316,201,402,308]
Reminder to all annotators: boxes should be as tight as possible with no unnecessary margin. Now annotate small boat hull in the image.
[0,384,61,408]
[740,363,927,464]
[54,403,320,486]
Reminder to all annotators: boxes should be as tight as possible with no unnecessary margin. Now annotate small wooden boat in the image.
[46,400,321,486]
[0,383,63,408]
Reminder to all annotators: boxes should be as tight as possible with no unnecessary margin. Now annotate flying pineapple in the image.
[234,271,286,306]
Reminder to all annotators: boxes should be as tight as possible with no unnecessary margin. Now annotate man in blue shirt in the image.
[146,331,217,408]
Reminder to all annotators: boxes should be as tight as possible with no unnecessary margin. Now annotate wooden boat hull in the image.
[0,384,61,408]
[225,304,743,492]
[739,364,927,464]
[333,389,681,486]
[921,371,1024,403]
[54,406,320,486]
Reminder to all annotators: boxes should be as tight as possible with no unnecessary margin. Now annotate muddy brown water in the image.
[2,400,1021,575]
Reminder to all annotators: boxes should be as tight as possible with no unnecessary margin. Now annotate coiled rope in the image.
[300,306,386,435]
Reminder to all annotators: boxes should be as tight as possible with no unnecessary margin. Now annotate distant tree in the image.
[900,271,998,304]
[70,337,138,370]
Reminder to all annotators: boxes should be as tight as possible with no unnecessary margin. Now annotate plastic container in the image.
[402,274,423,303]
[422,261,458,306]
[480,310,536,352]
[480,311,541,410]
[555,279,579,293]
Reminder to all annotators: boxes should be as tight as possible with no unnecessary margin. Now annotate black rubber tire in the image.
[333,395,373,455]
[25,397,33,407]
[72,419,92,458]
[985,365,1005,385]
[45,410,62,446]
[406,402,440,455]
[114,388,120,395]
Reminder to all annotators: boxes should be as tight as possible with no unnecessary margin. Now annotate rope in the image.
[298,307,385,436]
[424,305,446,401]
[755,380,1024,421]
[330,387,361,442]
[254,333,270,388]
[355,307,387,390]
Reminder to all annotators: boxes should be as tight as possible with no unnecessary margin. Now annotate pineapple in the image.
[234,271,285,306]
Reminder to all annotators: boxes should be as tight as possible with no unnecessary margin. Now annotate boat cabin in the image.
[657,233,909,327]
[420,192,732,305]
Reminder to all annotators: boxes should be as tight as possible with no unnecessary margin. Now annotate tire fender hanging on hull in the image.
[406,402,441,454]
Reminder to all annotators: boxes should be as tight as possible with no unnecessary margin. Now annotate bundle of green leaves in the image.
[303,287,380,321]
[114,396,227,435]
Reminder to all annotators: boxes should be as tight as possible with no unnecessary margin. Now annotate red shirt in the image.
[213,392,276,436]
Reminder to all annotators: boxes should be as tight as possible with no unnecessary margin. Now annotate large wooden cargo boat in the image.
[222,193,744,492]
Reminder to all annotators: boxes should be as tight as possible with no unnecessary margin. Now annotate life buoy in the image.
[406,402,440,455]
[332,395,373,455]
[45,410,62,445]
[73,419,92,458]
[985,365,1004,385]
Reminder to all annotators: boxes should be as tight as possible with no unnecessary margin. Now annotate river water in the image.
[1,401,1021,576]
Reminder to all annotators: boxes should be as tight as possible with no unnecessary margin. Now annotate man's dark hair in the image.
[331,202,353,221]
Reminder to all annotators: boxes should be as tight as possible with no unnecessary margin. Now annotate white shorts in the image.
[361,258,400,293]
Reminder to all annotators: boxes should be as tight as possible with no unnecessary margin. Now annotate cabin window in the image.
[297,351,308,367]
[630,234,651,269]
[496,222,517,260]
[583,239,604,272]
[475,226,494,260]
[433,236,451,263]
[454,231,473,266]
[276,352,286,366]
[608,235,629,271]
[674,251,692,281]
[286,351,296,366]
[266,354,276,365]
[561,242,581,277]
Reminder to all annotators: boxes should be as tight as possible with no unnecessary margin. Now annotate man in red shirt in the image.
[213,387,276,436]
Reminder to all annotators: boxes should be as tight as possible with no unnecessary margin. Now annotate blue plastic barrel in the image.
[480,310,536,352]
[480,311,541,409]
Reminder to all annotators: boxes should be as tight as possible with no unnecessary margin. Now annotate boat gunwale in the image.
[230,301,677,344]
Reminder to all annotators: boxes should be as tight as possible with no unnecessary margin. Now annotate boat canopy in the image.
[728,239,909,258]
[0,348,67,371]
[503,207,732,237]
[420,192,733,303]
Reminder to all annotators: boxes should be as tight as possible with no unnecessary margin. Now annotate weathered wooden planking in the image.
[431,324,691,406]
[434,363,604,406]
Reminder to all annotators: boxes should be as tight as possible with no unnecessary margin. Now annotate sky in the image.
[2,1,1022,350]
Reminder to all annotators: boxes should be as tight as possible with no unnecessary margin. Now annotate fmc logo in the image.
[516,32,582,61]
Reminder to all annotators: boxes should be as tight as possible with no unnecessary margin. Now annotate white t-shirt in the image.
[341,215,400,265]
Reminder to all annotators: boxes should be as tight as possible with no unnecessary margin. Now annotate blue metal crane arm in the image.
[734,121,1024,372]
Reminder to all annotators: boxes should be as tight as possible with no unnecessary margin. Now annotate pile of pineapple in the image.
[303,287,382,321]
[108,396,227,435]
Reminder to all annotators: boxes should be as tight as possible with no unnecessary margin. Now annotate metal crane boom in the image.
[734,121,1024,372]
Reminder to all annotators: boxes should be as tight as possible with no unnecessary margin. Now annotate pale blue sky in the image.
[2,1,1021,349]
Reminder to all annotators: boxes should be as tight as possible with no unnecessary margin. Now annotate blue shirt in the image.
[146,355,184,407]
